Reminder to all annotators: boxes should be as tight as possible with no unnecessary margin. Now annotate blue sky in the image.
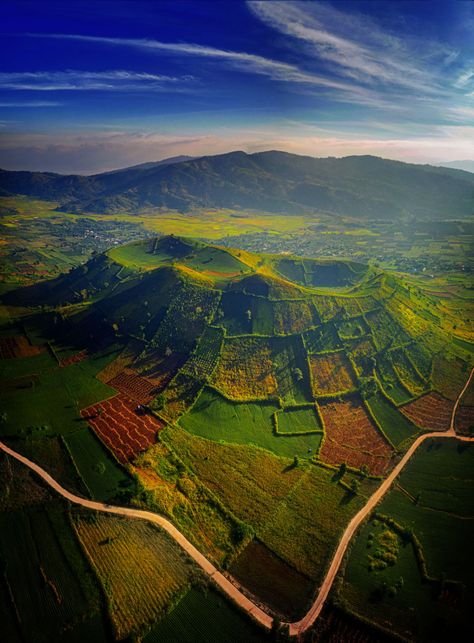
[1,0,473,173]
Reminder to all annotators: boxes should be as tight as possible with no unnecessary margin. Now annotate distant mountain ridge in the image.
[1,150,473,219]
[438,160,474,173]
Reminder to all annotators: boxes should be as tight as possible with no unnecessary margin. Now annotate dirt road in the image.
[1,367,472,636]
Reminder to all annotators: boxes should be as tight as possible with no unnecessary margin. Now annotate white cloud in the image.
[0,70,194,91]
[38,33,365,94]
[247,0,446,94]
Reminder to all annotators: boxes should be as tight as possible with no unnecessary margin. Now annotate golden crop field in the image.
[74,514,190,640]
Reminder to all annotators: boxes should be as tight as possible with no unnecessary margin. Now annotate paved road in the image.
[1,367,472,636]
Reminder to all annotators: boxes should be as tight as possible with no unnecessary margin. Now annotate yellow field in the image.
[212,336,277,399]
[74,513,190,640]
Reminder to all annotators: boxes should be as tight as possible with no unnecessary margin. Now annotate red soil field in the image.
[319,397,394,476]
[59,349,88,368]
[400,392,453,431]
[0,335,44,359]
[81,395,164,463]
[456,405,474,435]
[108,368,158,404]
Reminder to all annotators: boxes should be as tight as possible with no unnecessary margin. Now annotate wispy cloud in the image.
[0,100,62,107]
[247,1,448,94]
[0,69,194,91]
[35,33,363,94]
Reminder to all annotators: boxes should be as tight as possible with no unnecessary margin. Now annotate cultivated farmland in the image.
[73,513,191,640]
[400,392,453,431]
[82,395,164,463]
[309,351,357,396]
[212,336,277,399]
[319,396,394,475]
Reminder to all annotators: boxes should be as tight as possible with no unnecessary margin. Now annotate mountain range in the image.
[1,151,473,219]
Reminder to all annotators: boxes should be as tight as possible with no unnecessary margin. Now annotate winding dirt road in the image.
[1,367,472,637]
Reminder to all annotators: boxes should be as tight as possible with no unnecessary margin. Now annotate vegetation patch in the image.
[108,368,158,403]
[259,464,376,579]
[272,299,316,334]
[229,539,314,619]
[143,587,267,643]
[310,351,357,396]
[180,387,321,458]
[212,336,277,400]
[339,439,474,642]
[274,405,323,435]
[366,392,418,448]
[64,428,132,501]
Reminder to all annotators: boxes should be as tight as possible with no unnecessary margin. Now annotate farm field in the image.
[258,463,377,580]
[0,457,108,643]
[0,357,116,439]
[0,231,473,643]
[319,396,394,475]
[309,351,357,396]
[211,336,277,400]
[107,368,158,403]
[376,358,414,405]
[73,512,191,641]
[400,392,454,431]
[366,391,419,448]
[82,394,164,463]
[179,387,323,458]
[229,539,314,619]
[339,439,474,642]
[64,428,132,500]
[143,587,269,643]
[274,405,323,435]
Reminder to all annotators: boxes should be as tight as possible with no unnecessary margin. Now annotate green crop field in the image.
[64,428,132,501]
[274,405,323,435]
[366,392,420,448]
[0,503,107,643]
[144,587,268,643]
[339,439,474,641]
[179,387,323,458]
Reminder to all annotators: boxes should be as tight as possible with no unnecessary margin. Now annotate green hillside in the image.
[2,151,473,217]
[1,235,473,640]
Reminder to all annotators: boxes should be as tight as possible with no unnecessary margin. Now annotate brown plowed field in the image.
[81,395,164,463]
[59,349,88,368]
[456,405,474,434]
[400,392,453,430]
[319,397,393,475]
[0,335,44,359]
[108,369,158,404]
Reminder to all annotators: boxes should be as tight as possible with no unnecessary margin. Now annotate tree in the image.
[350,478,360,495]
[292,367,303,382]
[153,393,166,410]
[293,455,299,467]
[338,462,347,478]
